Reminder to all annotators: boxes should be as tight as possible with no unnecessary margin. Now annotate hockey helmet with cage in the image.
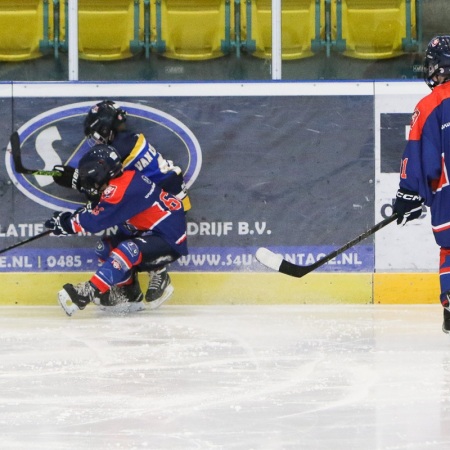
[424,35,450,89]
[83,100,127,144]
[78,144,123,196]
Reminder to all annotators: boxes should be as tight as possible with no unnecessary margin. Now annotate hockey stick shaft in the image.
[9,131,61,177]
[0,230,52,255]
[256,213,398,278]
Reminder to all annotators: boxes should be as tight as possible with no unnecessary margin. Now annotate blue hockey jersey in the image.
[399,81,450,246]
[69,170,188,256]
[112,130,190,210]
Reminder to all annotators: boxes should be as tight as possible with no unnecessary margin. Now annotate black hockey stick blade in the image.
[10,131,27,173]
[0,230,52,255]
[255,213,398,278]
[9,131,61,176]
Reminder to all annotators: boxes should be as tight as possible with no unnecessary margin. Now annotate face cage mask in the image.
[424,64,450,89]
[424,64,438,89]
[86,130,114,147]
[82,182,113,201]
[423,41,450,89]
[85,186,100,197]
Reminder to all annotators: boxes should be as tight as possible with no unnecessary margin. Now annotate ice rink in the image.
[1,304,450,450]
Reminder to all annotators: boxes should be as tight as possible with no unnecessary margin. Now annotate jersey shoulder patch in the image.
[101,171,135,205]
[409,89,449,140]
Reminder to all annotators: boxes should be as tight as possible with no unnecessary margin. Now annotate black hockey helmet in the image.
[78,144,123,196]
[83,100,127,144]
[424,35,450,89]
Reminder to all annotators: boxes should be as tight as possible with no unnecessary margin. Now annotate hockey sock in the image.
[439,247,450,307]
[91,241,142,293]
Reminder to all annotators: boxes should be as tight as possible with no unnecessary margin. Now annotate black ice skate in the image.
[58,281,107,316]
[443,308,450,334]
[145,268,174,310]
[100,273,145,313]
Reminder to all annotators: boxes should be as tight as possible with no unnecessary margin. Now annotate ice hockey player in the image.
[52,100,191,309]
[45,144,188,316]
[392,35,450,333]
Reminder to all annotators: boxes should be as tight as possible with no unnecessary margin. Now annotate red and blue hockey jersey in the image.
[69,170,188,256]
[112,130,189,208]
[399,81,450,246]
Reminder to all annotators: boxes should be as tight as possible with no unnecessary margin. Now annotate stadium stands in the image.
[241,0,321,60]
[332,0,419,59]
[154,0,232,60]
[77,0,141,60]
[0,0,50,61]
[0,1,421,63]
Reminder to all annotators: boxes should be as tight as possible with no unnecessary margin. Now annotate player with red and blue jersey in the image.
[52,100,191,309]
[393,35,450,333]
[45,144,188,316]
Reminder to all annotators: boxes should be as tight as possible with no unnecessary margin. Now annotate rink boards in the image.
[0,81,441,305]
[0,272,439,305]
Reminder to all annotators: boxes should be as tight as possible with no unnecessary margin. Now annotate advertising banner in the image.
[0,83,375,274]
[374,82,439,271]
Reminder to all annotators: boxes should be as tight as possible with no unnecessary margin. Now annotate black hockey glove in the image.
[52,165,80,191]
[158,171,191,212]
[393,188,424,226]
[44,211,74,236]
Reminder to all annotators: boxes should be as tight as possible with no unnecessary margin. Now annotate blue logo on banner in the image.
[5,101,202,211]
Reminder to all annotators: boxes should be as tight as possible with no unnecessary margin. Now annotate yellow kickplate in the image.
[2,272,436,306]
[0,272,373,305]
[374,273,439,304]
[172,272,373,305]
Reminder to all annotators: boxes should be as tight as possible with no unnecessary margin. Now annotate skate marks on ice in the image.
[0,305,449,449]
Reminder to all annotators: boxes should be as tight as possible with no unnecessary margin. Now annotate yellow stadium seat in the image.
[156,0,231,60]
[240,0,321,60]
[0,0,50,61]
[78,0,141,60]
[333,0,418,59]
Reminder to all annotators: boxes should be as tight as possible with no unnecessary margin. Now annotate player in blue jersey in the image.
[45,144,188,316]
[52,100,191,310]
[392,35,450,333]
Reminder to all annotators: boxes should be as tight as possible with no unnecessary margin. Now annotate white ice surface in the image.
[0,304,450,450]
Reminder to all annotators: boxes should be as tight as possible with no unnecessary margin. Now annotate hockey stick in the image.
[9,131,61,177]
[255,213,398,278]
[0,230,52,255]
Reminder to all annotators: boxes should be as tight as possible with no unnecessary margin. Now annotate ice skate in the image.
[443,308,450,334]
[99,273,145,314]
[145,268,174,310]
[58,282,106,316]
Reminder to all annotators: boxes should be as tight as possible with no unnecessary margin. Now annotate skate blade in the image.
[148,284,174,310]
[57,289,80,317]
[99,302,145,314]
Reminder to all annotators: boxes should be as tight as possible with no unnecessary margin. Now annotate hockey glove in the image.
[393,188,424,226]
[158,171,191,212]
[52,165,80,191]
[44,211,75,235]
